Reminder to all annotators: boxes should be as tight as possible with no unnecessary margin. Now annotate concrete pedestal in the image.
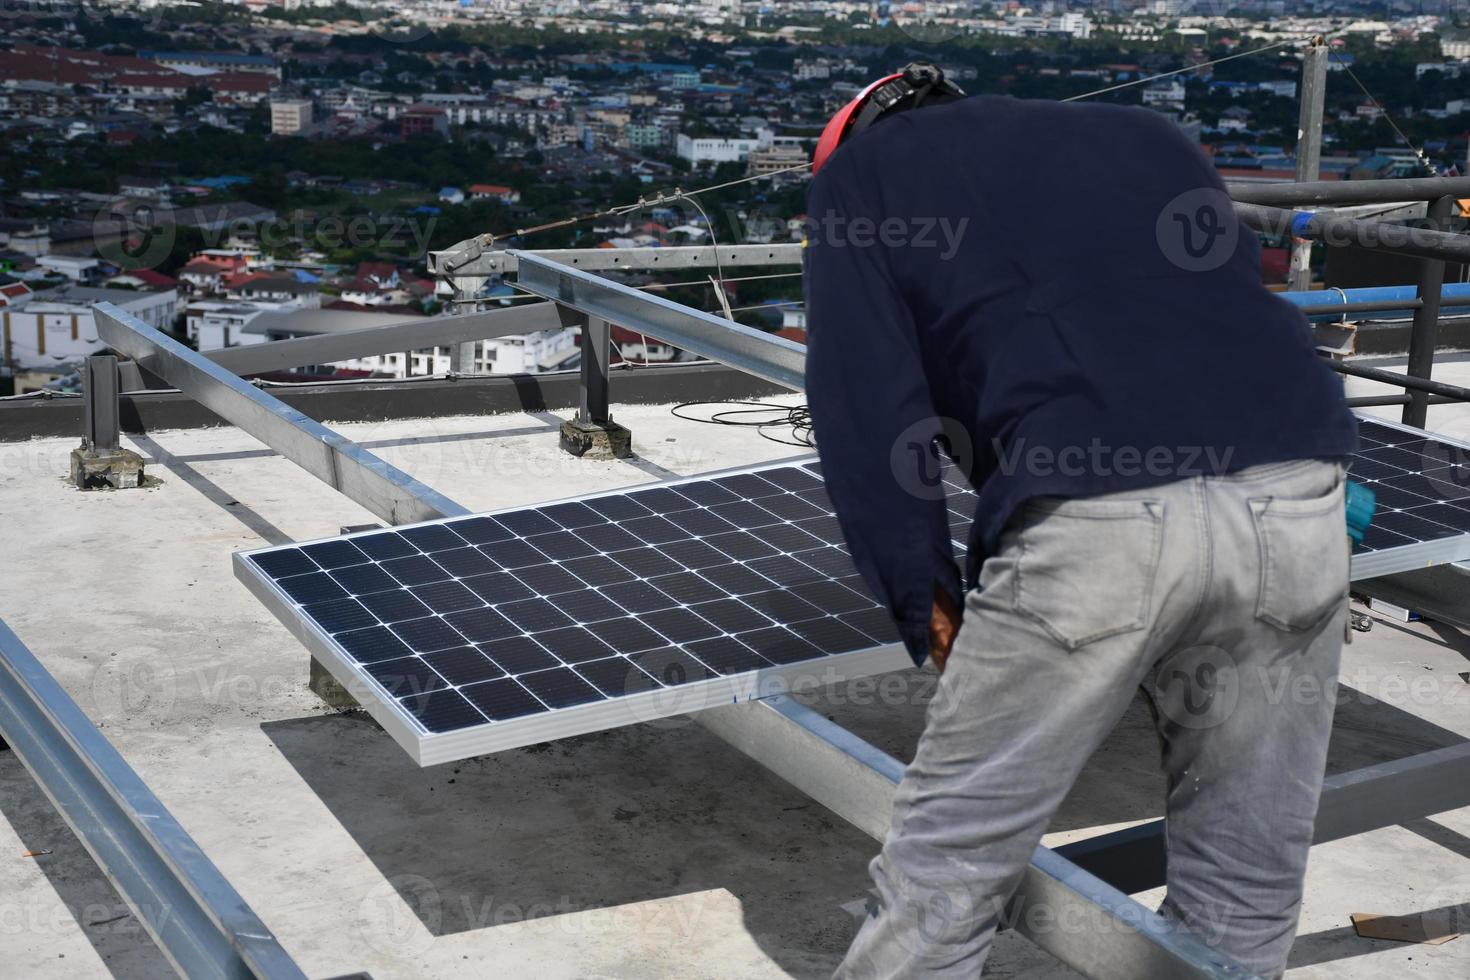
[69,446,145,490]
[559,417,633,460]
[309,656,361,710]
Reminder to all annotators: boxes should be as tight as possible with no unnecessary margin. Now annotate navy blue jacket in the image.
[803,96,1358,665]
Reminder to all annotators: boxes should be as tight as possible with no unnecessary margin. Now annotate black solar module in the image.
[236,456,961,764]
[235,417,1470,765]
[1346,417,1470,576]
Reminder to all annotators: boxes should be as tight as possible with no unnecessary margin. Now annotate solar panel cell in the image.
[421,646,503,686]
[525,530,599,561]
[336,626,414,664]
[358,589,432,623]
[445,516,515,545]
[277,572,348,604]
[400,688,487,732]
[366,656,449,698]
[301,540,369,570]
[430,547,499,578]
[534,626,616,664]
[381,555,451,587]
[393,616,469,653]
[443,606,520,643]
[478,636,558,674]
[328,563,399,596]
[398,524,466,552]
[409,580,483,614]
[251,549,316,578]
[511,563,585,596]
[575,656,661,696]
[685,636,770,674]
[302,597,377,634]
[353,532,418,560]
[519,667,605,708]
[460,678,546,720]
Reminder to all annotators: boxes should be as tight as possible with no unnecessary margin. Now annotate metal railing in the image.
[0,619,308,980]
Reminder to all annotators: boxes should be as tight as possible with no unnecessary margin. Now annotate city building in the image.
[271,99,314,136]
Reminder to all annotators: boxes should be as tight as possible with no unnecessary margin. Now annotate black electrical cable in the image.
[670,400,815,448]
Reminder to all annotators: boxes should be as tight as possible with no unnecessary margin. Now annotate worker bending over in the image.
[803,64,1358,979]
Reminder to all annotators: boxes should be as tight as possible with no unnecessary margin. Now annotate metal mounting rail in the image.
[0,618,309,980]
[206,301,564,377]
[94,303,468,526]
[697,697,1257,979]
[431,241,803,278]
[510,250,806,390]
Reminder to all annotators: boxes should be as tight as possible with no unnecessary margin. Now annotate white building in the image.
[1142,79,1187,110]
[36,255,104,284]
[676,133,767,165]
[478,328,579,375]
[1,286,177,372]
[271,99,314,135]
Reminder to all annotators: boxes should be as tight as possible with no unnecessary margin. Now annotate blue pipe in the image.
[1277,282,1470,322]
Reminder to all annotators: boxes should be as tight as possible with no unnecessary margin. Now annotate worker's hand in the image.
[928,586,962,674]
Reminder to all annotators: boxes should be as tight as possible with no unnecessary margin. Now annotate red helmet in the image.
[811,63,965,174]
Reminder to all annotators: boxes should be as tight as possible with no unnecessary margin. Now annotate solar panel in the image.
[1347,416,1470,579]
[236,456,969,765]
[236,416,1470,765]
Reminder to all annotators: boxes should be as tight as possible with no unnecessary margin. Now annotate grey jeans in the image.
[836,460,1348,980]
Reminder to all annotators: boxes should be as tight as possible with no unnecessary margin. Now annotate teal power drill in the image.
[1345,480,1376,635]
[1345,480,1376,546]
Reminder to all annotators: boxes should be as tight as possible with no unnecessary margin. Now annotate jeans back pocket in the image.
[1013,498,1164,650]
[1250,476,1348,632]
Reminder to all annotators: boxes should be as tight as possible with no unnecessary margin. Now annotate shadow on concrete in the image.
[126,432,293,547]
[807,664,1467,837]
[260,656,1465,978]
[0,753,173,979]
[261,710,870,979]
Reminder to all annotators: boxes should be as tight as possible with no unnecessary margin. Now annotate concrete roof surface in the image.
[0,394,1467,979]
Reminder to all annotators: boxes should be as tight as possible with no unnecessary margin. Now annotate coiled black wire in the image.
[670,401,815,448]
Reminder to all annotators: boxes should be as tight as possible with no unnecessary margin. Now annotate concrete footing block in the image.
[559,417,633,459]
[309,656,361,710]
[69,446,145,490]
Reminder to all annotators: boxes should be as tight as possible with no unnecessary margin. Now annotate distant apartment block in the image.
[677,133,764,164]
[271,99,314,135]
[747,143,809,177]
[400,104,450,138]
